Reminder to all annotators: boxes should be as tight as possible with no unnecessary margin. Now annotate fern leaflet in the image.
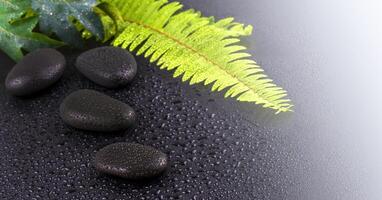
[107,0,293,113]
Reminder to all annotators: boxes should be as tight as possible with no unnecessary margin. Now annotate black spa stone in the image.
[59,89,136,132]
[95,143,168,179]
[75,46,137,88]
[5,48,66,96]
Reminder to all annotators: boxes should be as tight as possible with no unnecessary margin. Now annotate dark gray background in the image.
[1,0,381,199]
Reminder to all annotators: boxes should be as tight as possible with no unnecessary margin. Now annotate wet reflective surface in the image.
[0,49,299,199]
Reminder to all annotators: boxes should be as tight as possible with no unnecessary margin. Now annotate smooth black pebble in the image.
[95,143,168,179]
[59,89,136,132]
[5,48,66,96]
[75,46,137,88]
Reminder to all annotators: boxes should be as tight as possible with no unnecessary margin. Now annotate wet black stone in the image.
[75,46,137,88]
[5,48,66,96]
[95,143,168,179]
[59,89,136,132]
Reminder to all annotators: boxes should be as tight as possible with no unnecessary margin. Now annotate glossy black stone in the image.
[59,89,136,132]
[95,143,168,179]
[75,46,137,88]
[5,48,66,96]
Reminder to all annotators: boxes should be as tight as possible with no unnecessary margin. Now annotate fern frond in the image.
[105,0,293,113]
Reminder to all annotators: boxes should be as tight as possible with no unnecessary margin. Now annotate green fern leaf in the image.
[31,0,104,46]
[0,0,63,61]
[105,0,293,113]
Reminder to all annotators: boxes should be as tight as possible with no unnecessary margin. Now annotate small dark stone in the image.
[5,48,66,96]
[95,143,168,179]
[59,89,136,132]
[75,46,137,88]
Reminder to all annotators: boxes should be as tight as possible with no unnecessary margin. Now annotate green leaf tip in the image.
[105,0,293,113]
[0,0,63,61]
[31,0,104,47]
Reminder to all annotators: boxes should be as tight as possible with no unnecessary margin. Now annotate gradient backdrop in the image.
[0,0,381,199]
[179,0,382,199]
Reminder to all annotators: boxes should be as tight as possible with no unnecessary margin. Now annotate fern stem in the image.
[122,18,288,111]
